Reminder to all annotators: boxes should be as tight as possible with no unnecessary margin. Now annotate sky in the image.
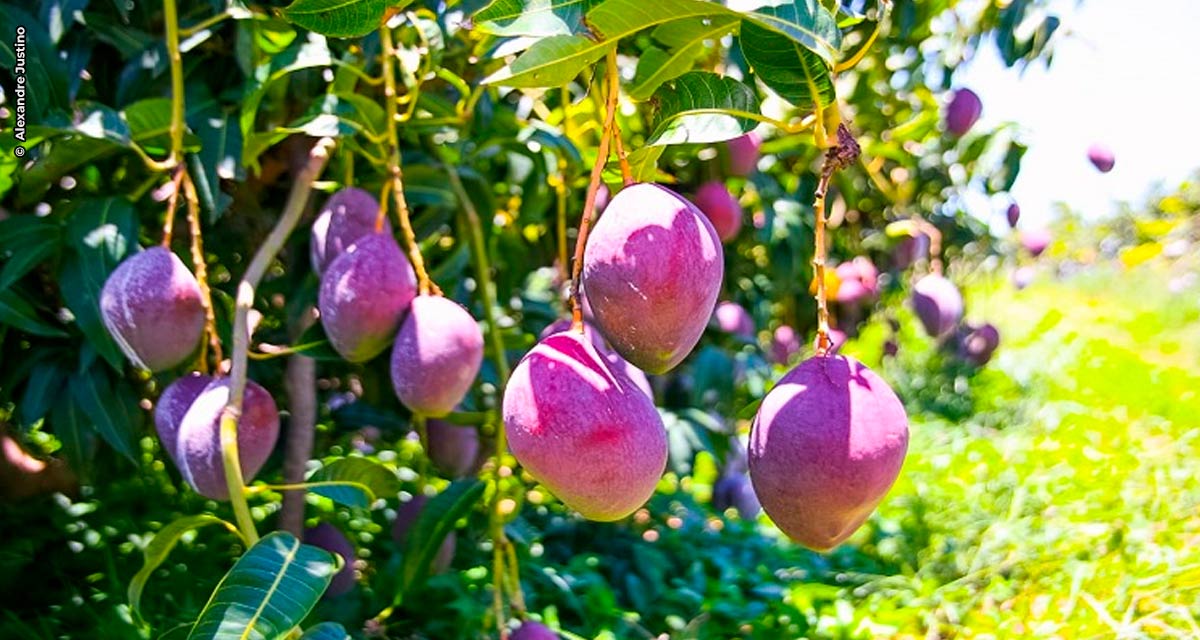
[958,0,1200,231]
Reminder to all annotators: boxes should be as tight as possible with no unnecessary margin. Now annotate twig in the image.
[160,166,185,247]
[606,50,633,186]
[181,172,222,370]
[381,26,441,296]
[218,138,336,545]
[279,312,317,536]
[812,124,861,355]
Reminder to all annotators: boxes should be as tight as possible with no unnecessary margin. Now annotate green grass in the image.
[853,262,1200,638]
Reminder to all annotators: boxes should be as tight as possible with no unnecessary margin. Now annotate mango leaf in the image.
[399,480,484,595]
[472,0,602,37]
[187,532,338,640]
[482,34,612,88]
[280,0,410,39]
[0,288,67,337]
[240,32,332,165]
[298,623,350,640]
[124,98,201,156]
[629,15,739,100]
[603,146,667,184]
[18,103,132,203]
[0,6,69,120]
[20,360,68,427]
[744,0,841,64]
[51,396,96,476]
[58,198,139,370]
[129,515,243,626]
[70,366,140,462]
[646,71,760,146]
[0,216,61,291]
[305,457,402,508]
[740,19,834,109]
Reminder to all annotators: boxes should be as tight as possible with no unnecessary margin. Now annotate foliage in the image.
[0,0,1086,637]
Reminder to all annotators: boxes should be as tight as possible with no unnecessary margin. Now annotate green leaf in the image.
[629,15,738,100]
[298,623,350,640]
[604,146,666,183]
[399,480,484,595]
[740,19,835,109]
[124,98,202,156]
[58,198,139,370]
[472,0,602,37]
[69,366,140,462]
[744,0,841,64]
[305,458,402,508]
[18,103,133,203]
[0,288,67,337]
[187,532,338,640]
[0,217,62,291]
[280,0,409,39]
[51,395,95,474]
[647,71,760,146]
[240,33,333,166]
[129,515,243,626]
[0,6,69,120]
[482,35,612,88]
[20,361,68,427]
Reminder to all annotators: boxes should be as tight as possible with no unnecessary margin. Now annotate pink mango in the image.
[426,419,482,479]
[725,132,761,177]
[582,183,723,374]
[512,621,559,640]
[503,331,667,521]
[392,494,456,573]
[749,355,908,550]
[713,301,754,339]
[390,295,484,417]
[1021,229,1052,257]
[154,372,214,464]
[692,181,743,242]
[303,522,357,597]
[1088,144,1115,173]
[911,274,963,338]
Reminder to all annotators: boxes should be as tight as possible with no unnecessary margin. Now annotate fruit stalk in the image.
[568,61,620,330]
[606,49,634,187]
[161,0,184,171]
[812,124,862,354]
[219,137,335,544]
[381,26,441,297]
[182,171,223,370]
[160,166,185,247]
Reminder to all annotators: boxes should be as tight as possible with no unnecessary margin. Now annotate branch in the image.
[218,137,336,544]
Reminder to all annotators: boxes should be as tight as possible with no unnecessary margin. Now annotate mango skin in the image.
[392,495,455,573]
[390,295,484,417]
[100,247,206,372]
[582,183,723,374]
[1020,229,1052,257]
[749,355,908,550]
[310,187,389,275]
[692,181,743,242]
[834,257,878,305]
[541,318,653,399]
[912,274,963,338]
[957,322,1000,367]
[303,522,356,597]
[318,233,417,362]
[511,621,559,640]
[945,88,982,136]
[770,325,801,365]
[503,331,667,521]
[725,132,761,177]
[1007,203,1021,228]
[426,419,482,479]
[154,373,214,465]
[174,377,280,500]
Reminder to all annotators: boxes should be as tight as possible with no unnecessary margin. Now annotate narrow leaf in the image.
[306,458,402,508]
[472,0,602,37]
[629,15,738,101]
[647,71,760,146]
[740,19,835,109]
[482,35,612,88]
[0,288,67,337]
[129,515,243,625]
[0,218,61,291]
[400,480,485,594]
[187,532,338,640]
[298,623,350,640]
[280,0,408,39]
[69,367,140,462]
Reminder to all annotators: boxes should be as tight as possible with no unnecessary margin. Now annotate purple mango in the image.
[310,187,389,275]
[957,322,1000,367]
[911,274,963,338]
[392,494,456,573]
[512,621,559,640]
[174,377,280,500]
[770,325,801,365]
[713,301,754,339]
[154,372,214,464]
[749,355,909,550]
[1021,229,1052,257]
[582,184,723,374]
[303,522,356,597]
[100,247,206,372]
[1088,144,1115,173]
[725,132,761,177]
[1006,202,1021,228]
[318,233,417,362]
[712,473,761,519]
[945,88,982,137]
[426,419,482,479]
[390,295,484,417]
